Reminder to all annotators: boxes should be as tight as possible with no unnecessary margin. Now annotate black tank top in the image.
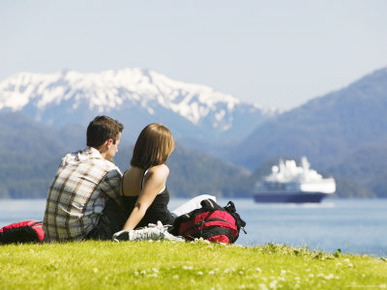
[122,169,175,228]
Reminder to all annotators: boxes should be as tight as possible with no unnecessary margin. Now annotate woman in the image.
[121,123,176,231]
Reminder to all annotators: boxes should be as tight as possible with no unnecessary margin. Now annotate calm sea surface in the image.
[1,198,386,257]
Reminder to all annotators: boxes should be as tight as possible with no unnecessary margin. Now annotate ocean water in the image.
[1,198,386,257]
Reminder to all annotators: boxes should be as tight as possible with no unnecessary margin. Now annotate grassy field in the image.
[0,240,386,289]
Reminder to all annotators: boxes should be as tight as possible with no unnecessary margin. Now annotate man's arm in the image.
[99,169,124,208]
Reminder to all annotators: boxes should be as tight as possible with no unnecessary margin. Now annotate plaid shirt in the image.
[43,147,123,241]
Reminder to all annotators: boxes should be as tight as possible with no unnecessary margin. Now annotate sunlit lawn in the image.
[1,240,386,289]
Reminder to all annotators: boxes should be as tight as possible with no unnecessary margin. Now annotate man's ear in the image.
[106,139,113,147]
[99,139,113,153]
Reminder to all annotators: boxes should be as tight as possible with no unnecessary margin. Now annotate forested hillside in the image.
[0,111,252,199]
[231,68,387,198]
[1,67,387,199]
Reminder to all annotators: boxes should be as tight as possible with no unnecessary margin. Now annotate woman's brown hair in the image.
[130,123,175,169]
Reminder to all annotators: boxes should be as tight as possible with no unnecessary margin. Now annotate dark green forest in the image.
[0,112,253,199]
[0,110,379,199]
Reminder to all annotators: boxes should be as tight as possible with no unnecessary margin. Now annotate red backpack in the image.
[0,220,45,244]
[172,199,246,244]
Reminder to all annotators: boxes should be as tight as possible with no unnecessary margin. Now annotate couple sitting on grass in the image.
[43,116,214,242]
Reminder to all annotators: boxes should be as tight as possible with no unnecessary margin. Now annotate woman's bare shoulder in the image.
[146,164,170,180]
[148,164,169,174]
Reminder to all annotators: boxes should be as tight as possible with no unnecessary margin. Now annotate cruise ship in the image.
[254,157,336,203]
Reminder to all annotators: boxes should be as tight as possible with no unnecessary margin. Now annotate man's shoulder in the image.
[60,147,121,174]
[60,148,91,166]
[102,161,122,175]
[88,149,122,175]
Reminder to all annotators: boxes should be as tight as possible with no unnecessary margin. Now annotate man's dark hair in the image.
[86,116,124,149]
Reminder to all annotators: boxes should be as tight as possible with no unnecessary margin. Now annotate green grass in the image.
[0,240,386,289]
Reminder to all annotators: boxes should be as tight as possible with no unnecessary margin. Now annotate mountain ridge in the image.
[0,68,278,146]
[1,67,386,198]
[231,67,387,197]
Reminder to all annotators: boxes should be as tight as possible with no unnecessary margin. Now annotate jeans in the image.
[86,199,126,240]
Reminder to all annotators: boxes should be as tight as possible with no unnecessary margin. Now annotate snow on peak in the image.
[0,68,267,127]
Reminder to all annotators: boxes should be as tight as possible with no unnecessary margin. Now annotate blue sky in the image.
[1,1,387,110]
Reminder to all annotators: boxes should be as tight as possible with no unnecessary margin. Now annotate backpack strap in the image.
[200,199,223,211]
[224,201,247,234]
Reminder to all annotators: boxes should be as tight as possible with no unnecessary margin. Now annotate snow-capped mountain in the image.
[0,68,278,146]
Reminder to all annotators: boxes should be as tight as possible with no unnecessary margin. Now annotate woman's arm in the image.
[122,165,169,230]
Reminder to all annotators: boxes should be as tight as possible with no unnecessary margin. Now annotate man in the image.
[43,116,126,241]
